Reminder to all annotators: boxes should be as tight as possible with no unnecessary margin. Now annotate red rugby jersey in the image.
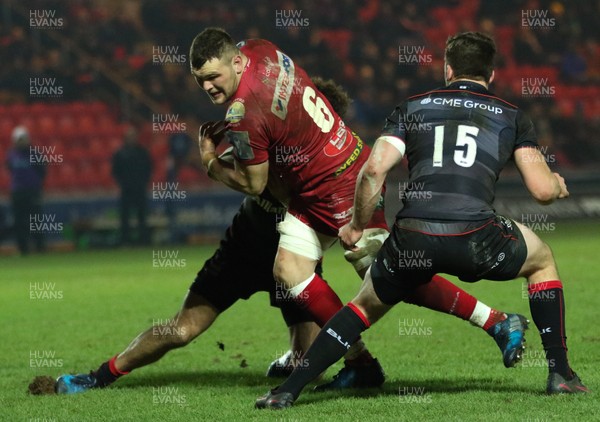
[224,39,365,202]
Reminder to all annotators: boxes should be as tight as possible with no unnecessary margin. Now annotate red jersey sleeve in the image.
[224,95,270,165]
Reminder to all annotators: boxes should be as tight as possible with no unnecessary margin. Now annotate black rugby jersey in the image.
[217,189,283,267]
[382,81,538,221]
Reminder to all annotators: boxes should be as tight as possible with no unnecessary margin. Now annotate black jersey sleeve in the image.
[381,103,408,141]
[514,109,539,151]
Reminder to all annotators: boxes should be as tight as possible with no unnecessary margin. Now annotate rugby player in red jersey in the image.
[193,28,529,390]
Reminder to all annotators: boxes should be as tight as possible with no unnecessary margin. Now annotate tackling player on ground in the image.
[257,31,588,409]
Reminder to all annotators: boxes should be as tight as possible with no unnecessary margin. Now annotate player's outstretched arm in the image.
[340,136,404,249]
[514,147,568,205]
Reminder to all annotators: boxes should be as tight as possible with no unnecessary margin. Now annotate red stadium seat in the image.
[495,26,515,58]
[57,115,77,139]
[96,114,118,136]
[7,103,28,121]
[557,99,576,118]
[319,30,352,60]
[56,163,78,190]
[89,137,111,162]
[97,161,114,188]
[87,101,109,114]
[107,136,122,153]
[81,162,101,189]
[77,115,97,135]
[38,115,57,136]
[0,117,15,140]
[45,166,61,190]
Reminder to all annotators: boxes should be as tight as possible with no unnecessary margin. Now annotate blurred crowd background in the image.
[0,0,598,251]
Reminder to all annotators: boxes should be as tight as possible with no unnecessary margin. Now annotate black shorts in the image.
[370,215,527,305]
[189,198,318,326]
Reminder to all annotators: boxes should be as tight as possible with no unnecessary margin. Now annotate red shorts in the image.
[288,179,388,237]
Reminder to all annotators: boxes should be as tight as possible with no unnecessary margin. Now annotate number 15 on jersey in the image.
[432,124,479,168]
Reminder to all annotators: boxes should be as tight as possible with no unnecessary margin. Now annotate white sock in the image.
[469,301,492,328]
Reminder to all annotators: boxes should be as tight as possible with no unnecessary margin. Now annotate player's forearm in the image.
[351,166,385,230]
[515,147,564,204]
[205,156,264,195]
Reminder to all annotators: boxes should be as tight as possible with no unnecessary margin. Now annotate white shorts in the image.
[277,212,336,261]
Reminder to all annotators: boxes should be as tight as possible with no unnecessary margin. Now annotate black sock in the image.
[277,305,369,399]
[92,356,127,387]
[92,361,118,387]
[528,282,572,378]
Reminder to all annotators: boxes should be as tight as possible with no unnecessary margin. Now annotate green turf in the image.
[1,220,598,421]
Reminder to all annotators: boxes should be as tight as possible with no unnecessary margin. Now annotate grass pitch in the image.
[1,220,598,421]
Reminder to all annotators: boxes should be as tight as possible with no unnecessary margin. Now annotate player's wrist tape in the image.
[206,157,218,179]
[207,157,217,172]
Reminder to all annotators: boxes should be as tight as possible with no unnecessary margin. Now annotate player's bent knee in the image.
[273,247,320,287]
[539,242,555,265]
[351,298,388,325]
[350,268,391,325]
[531,242,556,272]
[521,241,559,281]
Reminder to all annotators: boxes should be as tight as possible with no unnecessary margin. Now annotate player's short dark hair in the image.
[445,32,496,82]
[189,27,238,70]
[311,77,351,118]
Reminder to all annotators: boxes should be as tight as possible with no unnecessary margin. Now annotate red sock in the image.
[293,273,344,327]
[404,274,477,321]
[109,355,130,376]
[482,309,507,331]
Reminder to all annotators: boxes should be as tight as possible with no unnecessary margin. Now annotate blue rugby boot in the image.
[55,373,98,394]
[486,313,529,368]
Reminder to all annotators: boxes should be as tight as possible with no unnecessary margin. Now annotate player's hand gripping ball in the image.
[199,120,229,147]
[199,120,230,168]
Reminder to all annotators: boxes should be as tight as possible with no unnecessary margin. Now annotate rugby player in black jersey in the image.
[257,31,588,409]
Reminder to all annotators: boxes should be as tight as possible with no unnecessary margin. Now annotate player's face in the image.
[192,57,238,105]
